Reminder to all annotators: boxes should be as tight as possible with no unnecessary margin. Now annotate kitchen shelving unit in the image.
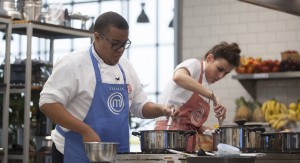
[0,19,93,163]
[0,14,12,163]
[232,71,300,99]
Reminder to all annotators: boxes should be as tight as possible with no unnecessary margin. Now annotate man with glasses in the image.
[39,11,175,163]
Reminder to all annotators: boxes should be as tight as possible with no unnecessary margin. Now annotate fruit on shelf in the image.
[279,58,300,72]
[251,101,265,122]
[281,50,300,61]
[289,102,297,111]
[234,97,252,122]
[261,99,290,130]
[260,99,300,131]
[235,56,281,74]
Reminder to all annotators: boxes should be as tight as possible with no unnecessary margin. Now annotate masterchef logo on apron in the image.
[190,108,204,125]
[107,92,124,115]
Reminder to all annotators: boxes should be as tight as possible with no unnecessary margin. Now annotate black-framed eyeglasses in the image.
[97,32,131,50]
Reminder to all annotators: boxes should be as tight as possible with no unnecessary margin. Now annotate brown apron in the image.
[155,61,211,152]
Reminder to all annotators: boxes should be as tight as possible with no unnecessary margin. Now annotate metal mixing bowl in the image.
[84,142,119,162]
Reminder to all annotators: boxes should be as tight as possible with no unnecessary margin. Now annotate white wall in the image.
[181,0,300,126]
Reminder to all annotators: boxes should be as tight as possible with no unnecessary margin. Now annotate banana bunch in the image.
[261,99,289,130]
[288,101,300,121]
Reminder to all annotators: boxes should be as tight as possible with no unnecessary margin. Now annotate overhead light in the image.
[137,3,149,23]
[168,19,173,28]
[169,8,174,28]
[2,34,13,41]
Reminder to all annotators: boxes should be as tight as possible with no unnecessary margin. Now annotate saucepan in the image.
[260,132,283,152]
[204,120,265,152]
[132,130,196,152]
[281,131,300,153]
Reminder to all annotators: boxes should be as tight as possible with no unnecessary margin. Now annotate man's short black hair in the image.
[94,11,129,33]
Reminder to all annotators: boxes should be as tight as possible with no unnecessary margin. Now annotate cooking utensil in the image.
[23,0,42,21]
[212,98,223,127]
[214,120,266,152]
[212,129,221,151]
[245,127,265,152]
[281,131,300,153]
[167,149,196,157]
[260,132,283,152]
[218,118,223,127]
[166,107,175,130]
[219,125,246,149]
[84,142,119,162]
[132,130,196,152]
[166,116,172,130]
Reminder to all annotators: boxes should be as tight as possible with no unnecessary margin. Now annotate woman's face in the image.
[205,53,234,84]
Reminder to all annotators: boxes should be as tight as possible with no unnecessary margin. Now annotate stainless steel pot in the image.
[245,127,265,152]
[35,136,52,152]
[219,125,246,149]
[260,132,283,152]
[132,130,196,152]
[281,132,300,153]
[217,120,265,152]
[211,131,220,151]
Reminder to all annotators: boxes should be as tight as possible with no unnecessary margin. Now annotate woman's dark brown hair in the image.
[205,41,241,67]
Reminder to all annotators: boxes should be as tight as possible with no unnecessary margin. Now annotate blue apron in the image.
[56,46,130,163]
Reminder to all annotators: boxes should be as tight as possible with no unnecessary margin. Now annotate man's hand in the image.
[82,127,101,143]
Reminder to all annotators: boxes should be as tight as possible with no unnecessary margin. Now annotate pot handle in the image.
[215,128,221,133]
[183,130,197,137]
[131,131,141,137]
[234,119,246,126]
[248,127,266,133]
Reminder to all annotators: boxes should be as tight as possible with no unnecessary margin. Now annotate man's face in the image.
[94,27,130,65]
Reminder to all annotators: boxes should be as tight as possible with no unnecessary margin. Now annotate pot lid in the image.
[219,120,263,128]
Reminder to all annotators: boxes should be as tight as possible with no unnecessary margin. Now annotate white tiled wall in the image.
[181,0,300,126]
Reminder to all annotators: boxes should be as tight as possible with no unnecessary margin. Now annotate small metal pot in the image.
[132,130,196,153]
[218,125,246,149]
[210,129,220,151]
[260,132,283,152]
[244,127,265,152]
[281,132,300,153]
[217,120,265,152]
[35,136,52,152]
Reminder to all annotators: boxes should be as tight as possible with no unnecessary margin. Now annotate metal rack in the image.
[0,14,12,163]
[0,19,93,163]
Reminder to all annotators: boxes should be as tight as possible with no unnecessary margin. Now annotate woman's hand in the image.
[213,104,226,121]
[169,105,180,119]
[211,94,226,121]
